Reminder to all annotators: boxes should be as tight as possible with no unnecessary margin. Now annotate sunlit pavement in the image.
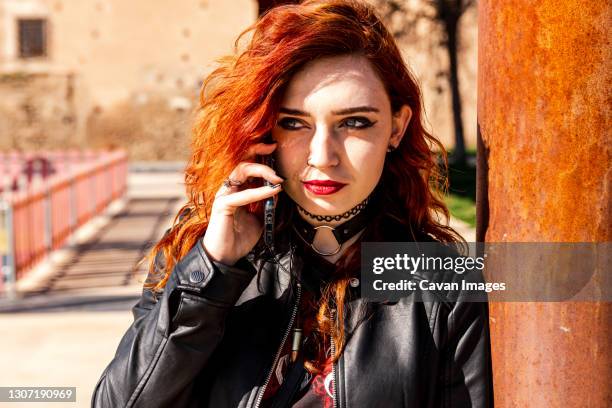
[0,165,187,407]
[450,217,476,242]
[0,165,475,407]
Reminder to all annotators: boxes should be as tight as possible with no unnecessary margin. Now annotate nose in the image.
[307,125,340,169]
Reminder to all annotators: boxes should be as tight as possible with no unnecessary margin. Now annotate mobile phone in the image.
[261,137,276,251]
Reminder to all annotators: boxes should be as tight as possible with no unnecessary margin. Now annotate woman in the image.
[93,1,493,407]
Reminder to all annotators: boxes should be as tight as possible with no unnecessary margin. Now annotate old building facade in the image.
[0,0,476,159]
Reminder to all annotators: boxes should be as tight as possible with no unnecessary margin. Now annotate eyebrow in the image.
[279,106,380,116]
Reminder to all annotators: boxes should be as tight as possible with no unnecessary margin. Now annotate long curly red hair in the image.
[144,0,461,374]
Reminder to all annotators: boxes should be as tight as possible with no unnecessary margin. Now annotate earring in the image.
[386,145,396,153]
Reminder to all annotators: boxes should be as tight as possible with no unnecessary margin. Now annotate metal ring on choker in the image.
[309,225,342,256]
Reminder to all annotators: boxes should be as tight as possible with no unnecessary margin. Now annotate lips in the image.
[302,179,346,195]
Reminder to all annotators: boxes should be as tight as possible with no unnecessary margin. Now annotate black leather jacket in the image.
[92,224,493,408]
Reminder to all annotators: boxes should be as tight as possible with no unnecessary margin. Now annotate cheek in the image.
[345,138,387,174]
[275,138,307,177]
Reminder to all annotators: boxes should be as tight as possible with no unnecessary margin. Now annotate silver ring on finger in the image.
[222,178,243,189]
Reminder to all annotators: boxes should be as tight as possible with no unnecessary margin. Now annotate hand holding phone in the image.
[202,141,282,266]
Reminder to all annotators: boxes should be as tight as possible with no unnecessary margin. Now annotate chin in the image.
[300,194,349,213]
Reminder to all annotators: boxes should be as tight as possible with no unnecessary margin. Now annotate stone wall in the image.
[0,71,89,150]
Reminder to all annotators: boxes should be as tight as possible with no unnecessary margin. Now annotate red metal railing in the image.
[0,150,128,293]
[0,149,106,193]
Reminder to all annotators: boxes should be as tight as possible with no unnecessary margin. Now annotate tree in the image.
[376,0,476,165]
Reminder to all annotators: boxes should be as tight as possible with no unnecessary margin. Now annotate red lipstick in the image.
[302,179,346,195]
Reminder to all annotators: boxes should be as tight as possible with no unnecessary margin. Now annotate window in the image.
[18,19,47,58]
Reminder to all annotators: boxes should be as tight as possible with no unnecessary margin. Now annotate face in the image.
[271,54,412,222]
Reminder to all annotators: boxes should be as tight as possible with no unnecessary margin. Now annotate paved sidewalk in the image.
[450,217,476,242]
[0,169,187,408]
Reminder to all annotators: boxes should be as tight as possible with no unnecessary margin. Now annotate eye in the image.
[277,117,308,130]
[340,117,376,129]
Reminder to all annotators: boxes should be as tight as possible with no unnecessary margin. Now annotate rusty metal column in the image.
[477,1,610,407]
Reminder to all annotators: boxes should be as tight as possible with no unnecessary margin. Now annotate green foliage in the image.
[445,193,476,227]
[444,151,476,226]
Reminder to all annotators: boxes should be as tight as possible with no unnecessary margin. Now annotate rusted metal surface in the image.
[477,0,611,406]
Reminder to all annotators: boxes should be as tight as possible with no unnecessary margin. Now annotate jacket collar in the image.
[235,214,426,307]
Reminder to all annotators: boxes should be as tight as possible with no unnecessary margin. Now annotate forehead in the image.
[281,54,390,110]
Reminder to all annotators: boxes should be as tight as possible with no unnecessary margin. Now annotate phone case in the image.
[262,146,276,250]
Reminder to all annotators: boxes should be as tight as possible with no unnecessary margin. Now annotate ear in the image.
[389,105,412,148]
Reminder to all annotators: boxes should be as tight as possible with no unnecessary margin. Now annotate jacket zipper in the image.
[331,309,338,408]
[253,281,302,408]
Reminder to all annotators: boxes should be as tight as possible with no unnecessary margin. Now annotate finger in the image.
[228,162,283,184]
[216,184,282,209]
[215,162,283,198]
[243,142,277,160]
[215,180,242,198]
